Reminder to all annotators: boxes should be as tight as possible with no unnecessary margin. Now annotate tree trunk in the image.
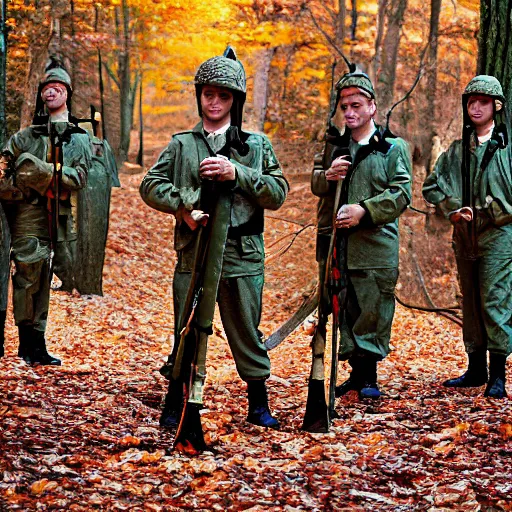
[350,0,358,40]
[335,0,346,47]
[20,0,68,128]
[95,6,107,140]
[0,0,8,314]
[423,0,442,171]
[0,0,7,145]
[136,74,143,167]
[69,0,76,87]
[252,47,276,132]
[376,0,408,114]
[478,0,512,114]
[372,0,388,82]
[117,0,133,163]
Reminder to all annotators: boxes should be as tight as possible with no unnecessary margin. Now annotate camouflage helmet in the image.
[195,46,246,129]
[463,75,505,102]
[336,71,375,99]
[194,48,246,94]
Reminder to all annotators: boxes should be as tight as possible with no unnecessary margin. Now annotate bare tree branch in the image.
[304,5,352,70]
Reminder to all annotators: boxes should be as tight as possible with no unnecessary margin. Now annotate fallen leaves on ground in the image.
[0,137,511,511]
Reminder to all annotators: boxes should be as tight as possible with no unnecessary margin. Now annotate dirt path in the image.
[0,136,511,511]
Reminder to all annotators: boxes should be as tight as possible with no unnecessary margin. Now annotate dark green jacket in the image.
[1,123,91,240]
[140,122,288,276]
[312,127,412,269]
[423,133,512,229]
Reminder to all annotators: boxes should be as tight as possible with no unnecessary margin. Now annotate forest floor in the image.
[0,132,511,511]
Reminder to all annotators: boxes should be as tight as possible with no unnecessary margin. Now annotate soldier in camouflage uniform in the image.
[140,48,288,429]
[423,75,512,398]
[312,72,412,399]
[0,66,91,364]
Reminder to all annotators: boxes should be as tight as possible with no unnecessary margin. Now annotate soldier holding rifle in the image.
[140,48,288,442]
[0,65,91,365]
[310,71,411,411]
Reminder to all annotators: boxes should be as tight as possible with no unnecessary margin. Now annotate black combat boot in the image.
[484,353,507,399]
[247,380,279,429]
[31,330,61,366]
[159,378,184,430]
[18,325,35,364]
[0,310,6,358]
[335,358,363,397]
[443,350,488,387]
[358,358,381,399]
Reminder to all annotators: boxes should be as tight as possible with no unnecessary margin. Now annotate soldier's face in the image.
[339,88,376,132]
[41,82,68,113]
[200,85,233,125]
[467,95,494,128]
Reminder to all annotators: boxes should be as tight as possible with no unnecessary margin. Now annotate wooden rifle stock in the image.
[302,149,350,433]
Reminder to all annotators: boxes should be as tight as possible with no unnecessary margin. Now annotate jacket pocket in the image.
[239,234,264,263]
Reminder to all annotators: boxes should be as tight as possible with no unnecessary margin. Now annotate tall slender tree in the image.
[376,0,408,114]
[423,0,442,169]
[349,0,357,40]
[0,0,7,146]
[115,0,139,163]
[477,0,512,114]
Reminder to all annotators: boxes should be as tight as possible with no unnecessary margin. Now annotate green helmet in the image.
[194,50,246,94]
[463,75,505,102]
[336,71,375,99]
[194,46,246,129]
[33,61,73,124]
[40,66,73,92]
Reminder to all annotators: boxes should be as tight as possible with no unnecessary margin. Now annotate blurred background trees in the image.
[0,0,485,168]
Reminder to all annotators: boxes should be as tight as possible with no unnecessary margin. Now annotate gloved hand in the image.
[15,153,53,196]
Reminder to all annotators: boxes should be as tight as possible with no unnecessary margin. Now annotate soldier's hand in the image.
[335,203,366,228]
[176,206,208,231]
[200,156,236,182]
[325,155,351,181]
[449,206,473,223]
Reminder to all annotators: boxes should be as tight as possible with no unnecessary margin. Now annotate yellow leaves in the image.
[30,479,59,496]
[421,422,469,447]
[117,448,166,466]
[498,423,512,440]
[125,483,154,495]
[363,432,386,446]
[302,445,324,462]
[470,420,490,436]
[157,458,183,474]
[432,441,455,457]
[189,458,218,475]
[118,434,142,447]
[242,456,265,472]
[457,0,480,13]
